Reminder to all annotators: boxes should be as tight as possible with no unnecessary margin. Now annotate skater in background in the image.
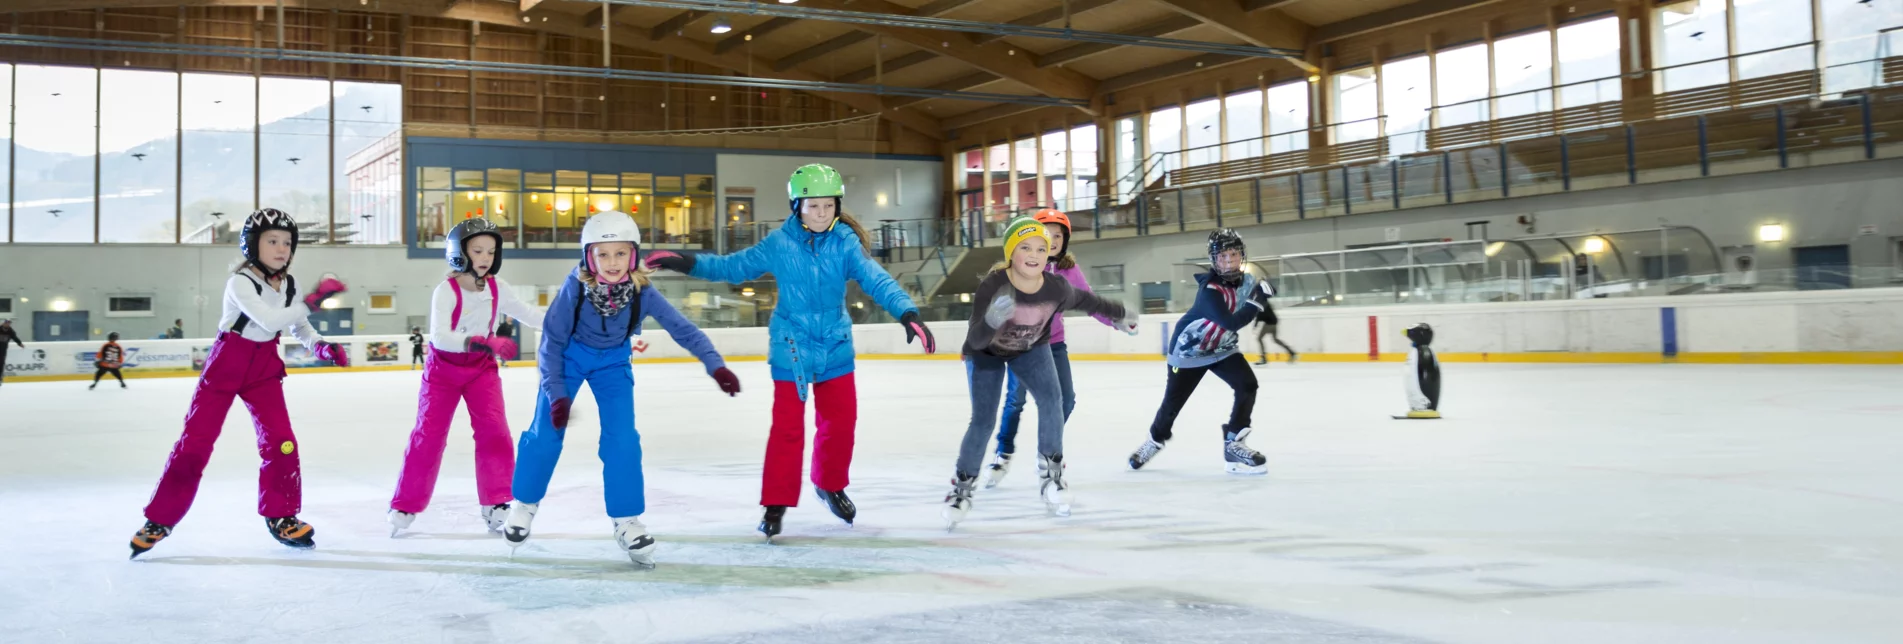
[945,217,1137,529]
[985,208,1120,489]
[645,163,934,541]
[0,319,23,388]
[409,327,426,370]
[1128,228,1271,476]
[1252,286,1297,365]
[165,319,185,339]
[129,208,352,559]
[387,219,544,538]
[90,332,127,390]
[1401,323,1441,419]
[503,211,739,567]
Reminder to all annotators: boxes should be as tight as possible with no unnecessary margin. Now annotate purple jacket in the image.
[1049,263,1115,344]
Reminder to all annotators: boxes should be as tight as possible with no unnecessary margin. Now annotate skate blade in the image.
[1225,464,1270,476]
[1394,411,1442,419]
[1045,504,1072,518]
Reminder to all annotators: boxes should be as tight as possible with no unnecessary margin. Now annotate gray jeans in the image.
[957,344,1063,477]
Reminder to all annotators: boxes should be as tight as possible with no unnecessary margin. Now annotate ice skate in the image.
[983,452,1013,489]
[1128,439,1166,470]
[1037,454,1072,517]
[1224,427,1268,475]
[942,474,977,531]
[502,501,537,548]
[265,516,316,549]
[814,487,856,526]
[128,521,171,560]
[613,516,657,568]
[758,505,786,542]
[386,509,415,538]
[481,503,509,533]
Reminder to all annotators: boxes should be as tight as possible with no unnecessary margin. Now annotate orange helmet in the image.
[1032,208,1071,259]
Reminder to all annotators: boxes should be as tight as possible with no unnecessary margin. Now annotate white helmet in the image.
[581,211,640,250]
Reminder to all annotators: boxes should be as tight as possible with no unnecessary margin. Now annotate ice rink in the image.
[3,359,1900,643]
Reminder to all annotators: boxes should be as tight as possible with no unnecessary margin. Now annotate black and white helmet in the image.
[446,218,504,276]
[1405,322,1434,347]
[240,208,300,276]
[1207,228,1247,283]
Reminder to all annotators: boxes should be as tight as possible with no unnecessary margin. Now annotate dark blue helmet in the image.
[447,218,504,276]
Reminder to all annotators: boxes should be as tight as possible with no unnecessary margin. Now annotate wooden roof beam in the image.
[791,0,1098,112]
[836,50,936,83]
[890,71,997,107]
[1039,14,1203,68]
[648,9,709,41]
[714,16,796,54]
[1149,0,1316,73]
[1314,0,1504,43]
[770,0,981,72]
[973,0,1123,45]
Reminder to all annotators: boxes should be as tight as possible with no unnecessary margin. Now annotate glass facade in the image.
[0,63,400,245]
[412,166,715,251]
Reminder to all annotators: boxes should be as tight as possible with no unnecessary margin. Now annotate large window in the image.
[1557,16,1622,107]
[1658,0,1731,92]
[1435,43,1491,126]
[1041,129,1068,209]
[1381,56,1432,154]
[1819,0,1902,94]
[1494,30,1554,118]
[1224,89,1264,161]
[180,73,256,244]
[1332,67,1379,143]
[99,70,179,243]
[1114,116,1139,201]
[14,65,97,243]
[1734,0,1813,81]
[1069,124,1099,210]
[1184,97,1221,167]
[0,65,12,243]
[1266,80,1309,154]
[260,77,331,242]
[334,81,403,245]
[1147,105,1182,181]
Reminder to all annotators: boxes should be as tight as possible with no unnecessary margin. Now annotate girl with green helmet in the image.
[645,162,935,541]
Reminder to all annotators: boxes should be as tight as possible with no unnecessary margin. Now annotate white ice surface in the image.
[2,360,1901,643]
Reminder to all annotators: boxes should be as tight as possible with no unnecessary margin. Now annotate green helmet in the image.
[788,163,845,206]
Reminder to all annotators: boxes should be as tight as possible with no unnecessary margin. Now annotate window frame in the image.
[106,294,156,318]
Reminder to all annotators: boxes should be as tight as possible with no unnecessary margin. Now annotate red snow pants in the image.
[143,333,302,526]
[389,349,515,514]
[761,373,857,507]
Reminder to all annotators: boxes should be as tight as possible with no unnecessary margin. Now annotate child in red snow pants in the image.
[390,350,514,513]
[143,333,302,526]
[761,373,857,506]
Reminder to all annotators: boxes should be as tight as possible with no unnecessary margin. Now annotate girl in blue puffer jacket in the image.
[646,163,934,541]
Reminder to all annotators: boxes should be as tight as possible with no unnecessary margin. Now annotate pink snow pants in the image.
[143,333,302,526]
[389,349,514,513]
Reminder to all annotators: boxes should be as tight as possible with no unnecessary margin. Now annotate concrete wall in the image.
[1066,157,1903,314]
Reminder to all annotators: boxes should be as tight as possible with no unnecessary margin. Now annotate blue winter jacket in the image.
[538,266,726,404]
[1166,271,1262,369]
[689,216,917,398]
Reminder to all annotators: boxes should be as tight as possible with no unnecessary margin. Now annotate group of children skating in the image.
[124,163,1289,566]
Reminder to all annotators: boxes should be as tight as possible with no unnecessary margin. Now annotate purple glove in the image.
[900,311,936,354]
[550,397,571,430]
[313,341,349,367]
[711,367,741,396]
[465,335,520,361]
[302,276,348,311]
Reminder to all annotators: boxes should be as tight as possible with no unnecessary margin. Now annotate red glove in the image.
[302,276,348,311]
[711,367,741,396]
[550,397,571,430]
[465,335,520,361]
[313,341,349,367]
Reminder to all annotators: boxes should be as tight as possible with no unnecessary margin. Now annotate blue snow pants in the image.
[511,340,646,518]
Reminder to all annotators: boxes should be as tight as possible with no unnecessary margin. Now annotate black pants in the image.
[412,347,425,365]
[1148,353,1258,442]
[1256,324,1294,361]
[93,367,124,385]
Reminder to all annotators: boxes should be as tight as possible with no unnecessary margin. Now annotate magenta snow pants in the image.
[143,333,302,526]
[389,349,514,513]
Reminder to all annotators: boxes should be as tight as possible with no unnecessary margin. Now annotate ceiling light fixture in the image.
[711,17,732,34]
